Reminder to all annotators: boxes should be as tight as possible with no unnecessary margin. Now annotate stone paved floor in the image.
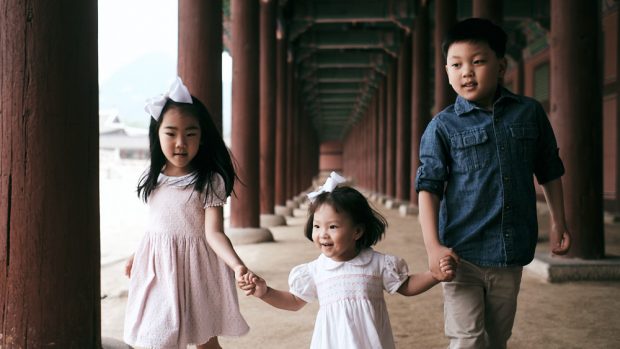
[101,195,620,349]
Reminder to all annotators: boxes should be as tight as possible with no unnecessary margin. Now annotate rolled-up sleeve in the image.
[533,104,565,184]
[415,118,449,199]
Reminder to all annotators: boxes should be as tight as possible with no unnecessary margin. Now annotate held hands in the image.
[429,245,460,282]
[235,267,269,298]
[234,265,257,296]
[438,255,457,281]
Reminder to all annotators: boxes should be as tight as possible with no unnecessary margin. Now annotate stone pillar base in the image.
[526,252,620,282]
[399,203,418,216]
[293,207,308,218]
[275,205,293,216]
[260,213,287,228]
[384,199,401,209]
[227,227,274,244]
[286,199,299,209]
[373,194,388,205]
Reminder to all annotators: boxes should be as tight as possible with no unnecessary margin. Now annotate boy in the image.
[415,18,571,349]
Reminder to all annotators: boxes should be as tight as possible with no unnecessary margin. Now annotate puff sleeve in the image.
[288,264,317,303]
[382,254,410,294]
[204,173,228,208]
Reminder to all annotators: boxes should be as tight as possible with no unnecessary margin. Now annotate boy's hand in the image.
[550,224,571,256]
[428,245,460,281]
[438,255,457,281]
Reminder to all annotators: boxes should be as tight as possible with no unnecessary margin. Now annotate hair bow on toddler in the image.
[307,171,347,202]
[144,76,193,121]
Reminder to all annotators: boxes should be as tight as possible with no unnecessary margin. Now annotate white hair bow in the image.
[307,171,347,202]
[144,76,193,121]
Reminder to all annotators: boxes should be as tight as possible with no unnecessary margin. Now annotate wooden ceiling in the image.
[280,0,551,141]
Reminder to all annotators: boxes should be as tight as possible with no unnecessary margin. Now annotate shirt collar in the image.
[319,248,373,270]
[454,85,519,116]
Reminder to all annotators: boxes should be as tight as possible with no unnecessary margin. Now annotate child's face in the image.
[311,204,362,262]
[445,41,506,109]
[158,108,201,176]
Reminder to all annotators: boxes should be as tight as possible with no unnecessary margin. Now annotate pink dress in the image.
[124,173,249,348]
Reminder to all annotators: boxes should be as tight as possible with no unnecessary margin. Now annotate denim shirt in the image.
[415,87,564,267]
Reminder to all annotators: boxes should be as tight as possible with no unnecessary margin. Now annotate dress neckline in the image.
[319,248,374,270]
[157,171,197,187]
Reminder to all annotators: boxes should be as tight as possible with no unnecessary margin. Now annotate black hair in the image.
[442,17,507,59]
[304,186,388,250]
[137,96,237,203]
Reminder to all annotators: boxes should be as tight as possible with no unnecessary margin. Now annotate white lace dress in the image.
[124,172,249,348]
[289,248,410,349]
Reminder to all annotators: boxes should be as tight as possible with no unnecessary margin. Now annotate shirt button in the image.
[503,176,509,181]
[505,205,510,210]
[500,145,505,151]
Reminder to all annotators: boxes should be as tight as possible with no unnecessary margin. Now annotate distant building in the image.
[100,110,149,160]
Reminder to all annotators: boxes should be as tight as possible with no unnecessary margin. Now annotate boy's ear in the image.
[498,57,507,77]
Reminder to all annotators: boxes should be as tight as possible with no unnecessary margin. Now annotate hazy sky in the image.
[97,0,232,134]
[98,0,177,82]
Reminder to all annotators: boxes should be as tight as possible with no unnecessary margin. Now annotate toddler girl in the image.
[124,77,250,349]
[245,172,455,349]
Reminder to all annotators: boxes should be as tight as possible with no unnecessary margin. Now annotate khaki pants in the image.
[442,260,523,349]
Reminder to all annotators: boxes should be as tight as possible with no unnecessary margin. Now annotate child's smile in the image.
[312,204,362,262]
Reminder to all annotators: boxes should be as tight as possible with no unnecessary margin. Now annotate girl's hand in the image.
[234,265,257,295]
[438,255,457,281]
[428,246,459,281]
[250,274,269,299]
[124,254,134,278]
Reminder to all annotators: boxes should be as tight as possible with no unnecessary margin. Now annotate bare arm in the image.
[397,272,438,296]
[251,275,307,311]
[541,178,571,255]
[204,206,247,276]
[418,191,460,280]
[397,256,456,296]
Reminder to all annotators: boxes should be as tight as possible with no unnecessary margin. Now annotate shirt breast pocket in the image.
[449,129,490,172]
[509,124,538,164]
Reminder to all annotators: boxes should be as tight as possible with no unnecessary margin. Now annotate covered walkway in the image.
[100,194,620,348]
[2,0,620,346]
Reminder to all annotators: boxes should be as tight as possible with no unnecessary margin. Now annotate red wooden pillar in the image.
[473,0,503,25]
[410,0,430,206]
[386,60,397,198]
[293,101,301,194]
[377,81,387,195]
[319,141,343,173]
[550,0,604,258]
[433,0,457,114]
[0,1,100,346]
[372,95,379,192]
[396,33,412,202]
[616,8,620,218]
[259,0,277,215]
[285,55,296,202]
[178,0,223,132]
[274,22,288,210]
[230,0,273,242]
